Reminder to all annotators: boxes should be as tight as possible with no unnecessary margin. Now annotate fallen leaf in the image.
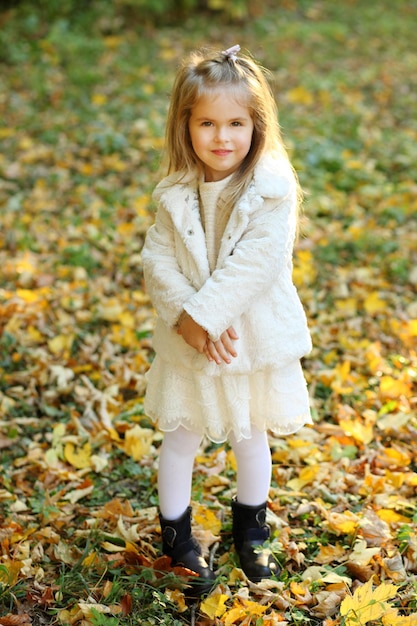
[122,425,154,460]
[200,593,229,619]
[340,578,398,625]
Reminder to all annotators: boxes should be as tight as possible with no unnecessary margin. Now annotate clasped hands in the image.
[177,311,238,365]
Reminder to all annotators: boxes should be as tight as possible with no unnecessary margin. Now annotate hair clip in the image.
[222,44,240,61]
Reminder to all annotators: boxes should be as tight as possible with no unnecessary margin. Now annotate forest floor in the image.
[0,1,416,624]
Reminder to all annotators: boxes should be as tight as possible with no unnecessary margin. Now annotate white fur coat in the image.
[141,154,312,376]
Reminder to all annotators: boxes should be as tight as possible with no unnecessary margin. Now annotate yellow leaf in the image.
[287,464,320,490]
[158,47,177,61]
[79,162,95,175]
[0,127,15,138]
[345,159,363,169]
[287,85,314,105]
[194,505,222,535]
[223,599,269,626]
[223,606,248,626]
[200,593,229,619]
[377,509,410,524]
[165,589,187,613]
[290,581,309,595]
[0,560,23,586]
[313,544,346,565]
[339,418,374,445]
[110,324,137,348]
[97,298,123,322]
[364,292,387,315]
[293,249,317,286]
[227,448,237,472]
[335,297,358,316]
[64,441,92,469]
[91,93,107,106]
[104,35,123,48]
[299,465,320,483]
[383,446,411,467]
[336,359,351,379]
[119,311,135,328]
[228,567,246,584]
[116,222,135,237]
[327,510,360,535]
[82,551,98,568]
[102,154,127,171]
[57,606,81,624]
[133,194,151,217]
[101,541,126,553]
[330,359,355,394]
[380,375,411,399]
[382,607,417,625]
[340,578,398,625]
[244,600,269,615]
[25,325,44,344]
[16,288,41,303]
[288,438,314,449]
[123,425,154,461]
[48,333,74,355]
[405,472,417,487]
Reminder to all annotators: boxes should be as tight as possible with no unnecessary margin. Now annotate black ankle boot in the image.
[159,507,216,597]
[231,498,280,582]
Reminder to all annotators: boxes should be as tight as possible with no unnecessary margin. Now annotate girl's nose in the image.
[215,126,229,142]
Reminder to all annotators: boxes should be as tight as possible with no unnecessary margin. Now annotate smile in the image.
[212,150,232,156]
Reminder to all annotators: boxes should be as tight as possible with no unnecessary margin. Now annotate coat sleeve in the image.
[141,202,197,328]
[183,188,297,341]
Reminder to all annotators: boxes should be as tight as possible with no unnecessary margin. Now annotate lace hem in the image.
[144,358,312,444]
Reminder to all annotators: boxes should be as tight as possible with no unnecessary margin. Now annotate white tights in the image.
[158,425,272,520]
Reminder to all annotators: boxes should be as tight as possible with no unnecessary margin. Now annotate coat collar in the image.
[152,152,293,207]
[151,153,295,283]
[252,153,293,199]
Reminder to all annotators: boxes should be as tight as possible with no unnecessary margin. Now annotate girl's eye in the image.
[201,121,213,126]
[231,121,242,126]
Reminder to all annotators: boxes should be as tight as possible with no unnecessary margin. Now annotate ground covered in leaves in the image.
[0,1,416,624]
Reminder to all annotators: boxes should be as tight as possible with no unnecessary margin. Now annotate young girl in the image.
[142,44,312,595]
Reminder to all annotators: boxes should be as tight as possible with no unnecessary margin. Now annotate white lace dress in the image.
[144,177,312,443]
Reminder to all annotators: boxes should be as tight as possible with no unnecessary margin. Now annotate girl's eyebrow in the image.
[193,115,250,122]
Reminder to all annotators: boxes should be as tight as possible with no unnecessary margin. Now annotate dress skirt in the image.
[144,358,312,444]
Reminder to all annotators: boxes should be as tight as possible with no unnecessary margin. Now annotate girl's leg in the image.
[229,426,278,581]
[158,426,215,596]
[228,426,272,506]
[158,426,202,519]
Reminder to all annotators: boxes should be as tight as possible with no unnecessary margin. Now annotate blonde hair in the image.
[164,47,302,214]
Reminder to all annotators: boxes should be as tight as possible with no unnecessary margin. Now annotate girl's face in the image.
[188,89,254,182]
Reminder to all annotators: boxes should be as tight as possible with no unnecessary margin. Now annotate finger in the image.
[227,326,239,340]
[213,340,232,364]
[206,340,224,365]
[220,332,237,357]
[204,342,214,362]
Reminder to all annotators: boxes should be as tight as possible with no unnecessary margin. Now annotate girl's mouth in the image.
[212,150,232,156]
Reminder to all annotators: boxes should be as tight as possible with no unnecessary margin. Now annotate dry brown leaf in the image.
[0,616,32,626]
